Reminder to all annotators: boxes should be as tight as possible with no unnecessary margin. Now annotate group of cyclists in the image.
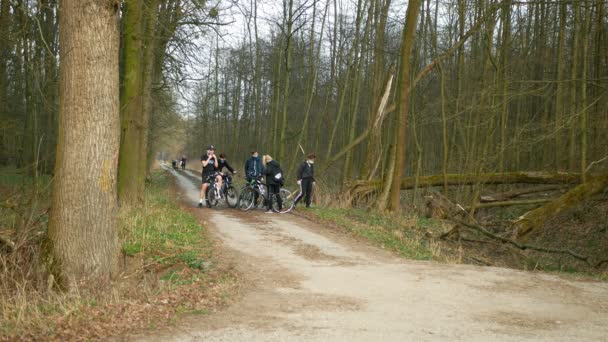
[193,145,316,213]
[171,155,187,170]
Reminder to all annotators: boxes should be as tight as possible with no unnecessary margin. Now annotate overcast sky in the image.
[177,0,411,114]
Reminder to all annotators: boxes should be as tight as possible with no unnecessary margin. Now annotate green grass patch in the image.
[120,171,212,272]
[0,167,53,188]
[2,168,238,340]
[307,207,434,260]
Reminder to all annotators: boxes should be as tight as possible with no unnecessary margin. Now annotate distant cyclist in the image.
[181,155,187,170]
[199,145,219,208]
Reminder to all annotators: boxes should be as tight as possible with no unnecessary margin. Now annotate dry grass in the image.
[0,170,239,341]
[301,186,608,280]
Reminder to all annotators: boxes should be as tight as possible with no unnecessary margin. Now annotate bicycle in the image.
[219,172,239,208]
[204,173,221,208]
[205,172,239,208]
[237,176,295,213]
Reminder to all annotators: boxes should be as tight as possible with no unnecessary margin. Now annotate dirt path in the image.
[147,168,608,341]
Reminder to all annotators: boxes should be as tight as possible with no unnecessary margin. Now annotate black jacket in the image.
[200,154,218,175]
[217,159,235,173]
[296,161,315,181]
[265,160,284,186]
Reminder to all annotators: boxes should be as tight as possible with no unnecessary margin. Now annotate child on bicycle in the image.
[199,145,219,208]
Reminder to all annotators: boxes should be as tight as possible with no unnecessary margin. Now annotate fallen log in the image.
[514,174,608,239]
[468,199,552,210]
[347,172,581,201]
[480,184,566,202]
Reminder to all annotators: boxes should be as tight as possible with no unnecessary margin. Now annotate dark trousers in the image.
[295,178,313,207]
[266,184,282,210]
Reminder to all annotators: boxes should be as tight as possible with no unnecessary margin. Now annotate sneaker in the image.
[265,210,274,214]
[198,202,203,208]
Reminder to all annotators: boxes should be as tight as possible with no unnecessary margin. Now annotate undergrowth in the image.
[307,207,439,260]
[0,169,237,341]
[302,204,608,281]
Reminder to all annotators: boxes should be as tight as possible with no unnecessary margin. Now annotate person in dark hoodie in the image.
[244,151,265,207]
[294,153,316,208]
[262,154,283,213]
[244,151,264,181]
[218,153,237,174]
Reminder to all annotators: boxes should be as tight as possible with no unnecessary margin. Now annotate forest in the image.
[0,0,607,338]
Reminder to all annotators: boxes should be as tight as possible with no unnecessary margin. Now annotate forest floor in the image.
[0,169,240,341]
[142,167,608,341]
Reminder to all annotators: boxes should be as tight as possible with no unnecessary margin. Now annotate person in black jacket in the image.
[199,145,219,208]
[262,155,283,213]
[217,153,237,174]
[294,153,316,208]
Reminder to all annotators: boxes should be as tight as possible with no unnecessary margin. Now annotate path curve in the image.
[147,168,608,341]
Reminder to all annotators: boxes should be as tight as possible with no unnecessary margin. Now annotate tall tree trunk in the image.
[118,0,144,204]
[326,0,364,160]
[343,0,371,184]
[499,0,511,173]
[290,0,329,173]
[0,0,10,164]
[279,0,294,163]
[431,0,448,193]
[139,0,158,179]
[554,2,566,171]
[568,1,580,171]
[48,0,121,289]
[579,3,590,182]
[362,0,391,180]
[387,0,422,212]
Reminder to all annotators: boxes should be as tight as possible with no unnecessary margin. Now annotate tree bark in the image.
[0,0,10,163]
[387,0,422,212]
[118,0,144,204]
[554,2,566,171]
[139,0,159,180]
[278,0,294,163]
[48,0,121,289]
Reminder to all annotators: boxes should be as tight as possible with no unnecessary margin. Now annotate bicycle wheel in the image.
[238,187,255,211]
[207,186,219,207]
[272,188,294,213]
[225,186,239,208]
